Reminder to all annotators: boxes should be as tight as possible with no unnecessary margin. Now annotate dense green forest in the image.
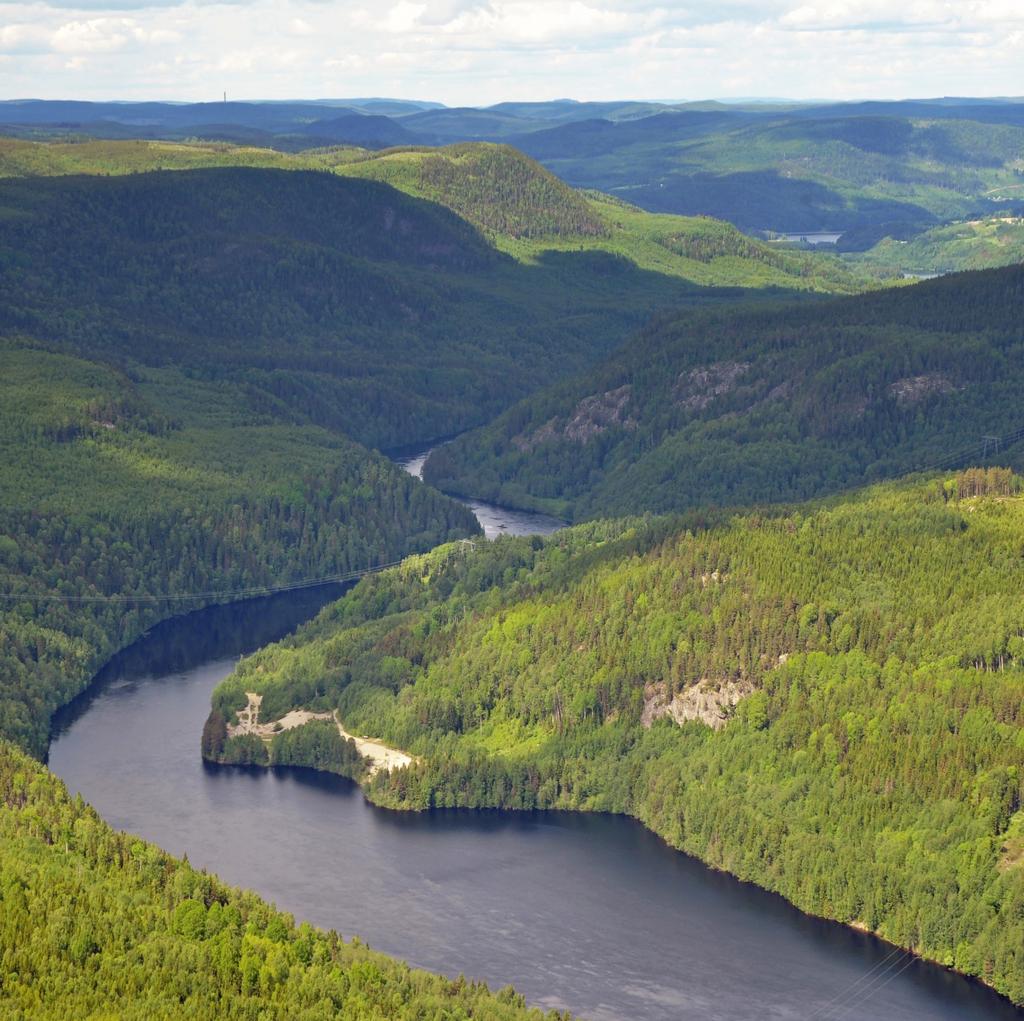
[845,214,1024,275]
[338,143,609,239]
[425,265,1024,520]
[0,740,563,1020]
[208,471,1024,1004]
[0,136,871,294]
[0,164,860,456]
[0,341,480,758]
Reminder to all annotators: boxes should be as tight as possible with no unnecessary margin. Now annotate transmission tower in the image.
[982,435,1002,458]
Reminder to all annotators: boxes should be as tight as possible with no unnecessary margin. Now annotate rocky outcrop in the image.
[674,361,750,412]
[512,385,637,451]
[641,678,755,731]
[888,373,956,405]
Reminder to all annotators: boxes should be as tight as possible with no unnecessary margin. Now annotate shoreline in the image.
[41,520,1024,1015]
[227,691,414,776]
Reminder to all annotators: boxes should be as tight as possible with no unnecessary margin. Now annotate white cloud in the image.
[0,0,1018,102]
[52,18,136,52]
[0,23,51,54]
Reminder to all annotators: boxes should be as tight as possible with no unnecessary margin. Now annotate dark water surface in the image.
[394,446,565,539]
[48,590,1024,1021]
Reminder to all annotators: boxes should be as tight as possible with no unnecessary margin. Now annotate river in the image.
[393,445,565,540]
[46,452,1024,1021]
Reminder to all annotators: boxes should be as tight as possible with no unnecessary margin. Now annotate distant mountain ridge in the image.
[6,96,1022,239]
[425,264,1024,519]
[0,135,870,293]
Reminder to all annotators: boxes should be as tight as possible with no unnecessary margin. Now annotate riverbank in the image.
[48,603,1024,1021]
[224,691,413,776]
[197,486,1024,1013]
[394,440,567,540]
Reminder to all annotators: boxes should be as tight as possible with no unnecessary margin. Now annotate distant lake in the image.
[776,231,843,245]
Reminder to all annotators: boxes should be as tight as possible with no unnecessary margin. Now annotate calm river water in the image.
[46,454,1024,1021]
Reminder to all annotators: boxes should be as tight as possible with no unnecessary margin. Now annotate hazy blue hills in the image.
[7,97,1023,240]
[300,112,420,148]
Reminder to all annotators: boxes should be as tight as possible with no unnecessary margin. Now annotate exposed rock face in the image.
[564,385,637,441]
[888,373,956,405]
[764,379,795,403]
[674,361,750,412]
[512,384,636,451]
[641,678,755,731]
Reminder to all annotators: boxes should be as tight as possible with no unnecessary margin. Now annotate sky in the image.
[0,0,1021,105]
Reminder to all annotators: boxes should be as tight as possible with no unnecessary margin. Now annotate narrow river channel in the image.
[46,448,1024,1021]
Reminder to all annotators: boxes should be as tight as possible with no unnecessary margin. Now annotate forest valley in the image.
[1,134,1023,1017]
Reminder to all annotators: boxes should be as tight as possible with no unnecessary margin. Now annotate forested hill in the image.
[206,471,1024,1006]
[0,165,843,454]
[847,214,1024,276]
[0,136,872,294]
[332,143,869,290]
[0,342,480,758]
[511,111,1024,239]
[425,264,1024,520]
[0,741,561,1020]
[337,143,608,239]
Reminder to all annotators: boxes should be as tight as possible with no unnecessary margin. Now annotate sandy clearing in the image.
[333,710,413,775]
[229,692,413,775]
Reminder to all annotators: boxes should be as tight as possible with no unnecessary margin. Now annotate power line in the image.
[0,541,478,606]
[1,417,1021,609]
[805,945,906,1020]
[817,953,917,1021]
[0,561,400,605]
[913,422,1024,476]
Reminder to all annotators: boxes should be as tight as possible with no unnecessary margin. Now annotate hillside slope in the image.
[846,215,1024,275]
[0,341,479,759]
[206,473,1024,1006]
[334,144,868,291]
[0,741,559,1021]
[0,136,872,294]
[513,111,1024,238]
[336,143,608,239]
[0,166,724,452]
[425,265,1024,520]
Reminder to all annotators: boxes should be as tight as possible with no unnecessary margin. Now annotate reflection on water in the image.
[49,583,349,747]
[393,444,565,540]
[48,594,1024,1021]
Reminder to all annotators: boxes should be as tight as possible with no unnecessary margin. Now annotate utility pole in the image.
[982,435,1001,458]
